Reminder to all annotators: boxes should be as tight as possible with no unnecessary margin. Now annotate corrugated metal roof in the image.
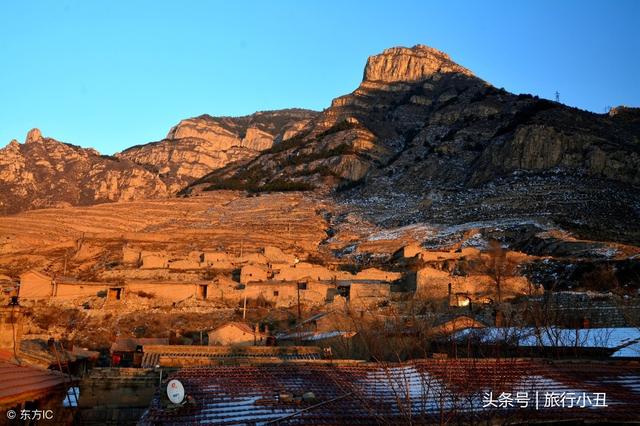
[0,360,69,408]
[140,359,640,424]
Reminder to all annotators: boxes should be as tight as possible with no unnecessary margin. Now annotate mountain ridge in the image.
[185,45,640,243]
[116,108,318,192]
[1,44,638,245]
[0,129,169,214]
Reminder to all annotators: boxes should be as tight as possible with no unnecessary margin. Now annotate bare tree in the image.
[479,240,518,303]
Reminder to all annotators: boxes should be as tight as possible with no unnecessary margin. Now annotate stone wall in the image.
[240,265,270,284]
[126,281,197,301]
[350,282,391,308]
[54,282,107,299]
[18,272,53,299]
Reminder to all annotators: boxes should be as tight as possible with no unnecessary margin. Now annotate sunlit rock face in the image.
[0,129,168,214]
[363,44,474,83]
[117,109,318,192]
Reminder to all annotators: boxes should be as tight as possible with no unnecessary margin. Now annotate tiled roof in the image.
[277,331,356,342]
[140,345,322,368]
[70,346,100,360]
[0,360,69,408]
[18,339,74,368]
[525,292,636,327]
[453,327,640,351]
[140,359,640,424]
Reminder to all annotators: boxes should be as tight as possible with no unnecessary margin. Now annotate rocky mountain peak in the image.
[25,128,43,144]
[0,131,169,214]
[363,44,473,83]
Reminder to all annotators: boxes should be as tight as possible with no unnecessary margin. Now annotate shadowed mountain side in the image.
[185,45,640,243]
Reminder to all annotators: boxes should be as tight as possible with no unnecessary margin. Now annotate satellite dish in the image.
[167,379,185,404]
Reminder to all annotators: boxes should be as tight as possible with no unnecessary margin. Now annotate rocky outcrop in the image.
[118,109,318,192]
[25,128,42,144]
[363,45,473,83]
[0,129,168,214]
[186,45,482,192]
[167,117,240,149]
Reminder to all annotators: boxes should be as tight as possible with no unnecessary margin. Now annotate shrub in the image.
[31,306,86,331]
[204,177,250,191]
[136,290,155,299]
[269,132,309,153]
[336,178,364,192]
[316,120,361,139]
[250,180,314,193]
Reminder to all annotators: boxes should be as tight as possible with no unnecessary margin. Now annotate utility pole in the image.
[242,294,247,319]
[296,283,302,347]
[297,283,301,322]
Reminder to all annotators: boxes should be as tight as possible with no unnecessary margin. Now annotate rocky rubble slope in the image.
[0,129,168,214]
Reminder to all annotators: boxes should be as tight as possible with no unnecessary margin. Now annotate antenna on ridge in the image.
[555,91,560,103]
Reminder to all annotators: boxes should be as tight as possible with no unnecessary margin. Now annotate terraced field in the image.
[0,191,330,276]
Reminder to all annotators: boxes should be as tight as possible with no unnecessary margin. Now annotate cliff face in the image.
[363,45,473,83]
[117,109,318,192]
[188,45,640,243]
[0,130,168,214]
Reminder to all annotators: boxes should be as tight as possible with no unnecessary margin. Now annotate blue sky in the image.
[1,0,638,154]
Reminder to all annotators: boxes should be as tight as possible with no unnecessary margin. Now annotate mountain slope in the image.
[2,44,638,244]
[187,45,640,243]
[0,129,168,214]
[117,109,318,192]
